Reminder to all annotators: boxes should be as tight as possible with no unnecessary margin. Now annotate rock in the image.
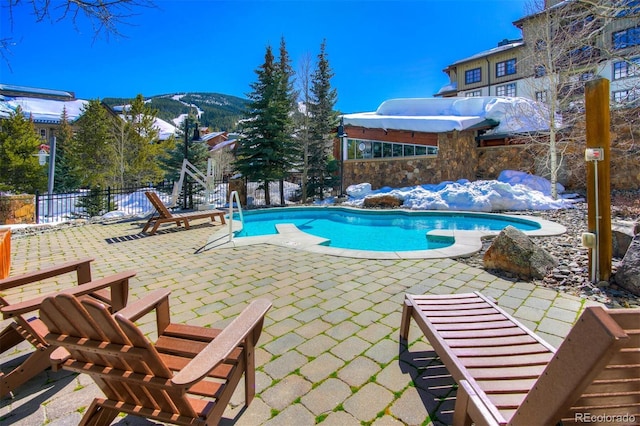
[363,194,403,208]
[612,220,640,258]
[483,226,558,280]
[615,234,640,296]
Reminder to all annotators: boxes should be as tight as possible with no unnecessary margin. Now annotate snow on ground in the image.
[3,171,577,230]
[340,170,578,211]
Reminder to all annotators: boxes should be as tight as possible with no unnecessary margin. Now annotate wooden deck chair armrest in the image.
[49,346,72,371]
[116,289,172,331]
[1,270,135,318]
[0,257,95,292]
[456,380,502,426]
[172,299,272,387]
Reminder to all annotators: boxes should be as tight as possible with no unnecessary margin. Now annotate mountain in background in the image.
[103,92,249,132]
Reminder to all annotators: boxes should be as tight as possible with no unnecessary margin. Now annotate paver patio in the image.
[0,218,595,425]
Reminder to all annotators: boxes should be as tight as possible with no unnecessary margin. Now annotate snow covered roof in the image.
[342,97,555,135]
[449,41,523,66]
[0,96,88,124]
[200,131,226,142]
[153,117,178,141]
[210,139,237,152]
[0,83,75,100]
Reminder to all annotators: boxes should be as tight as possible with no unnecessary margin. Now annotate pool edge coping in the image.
[204,208,568,260]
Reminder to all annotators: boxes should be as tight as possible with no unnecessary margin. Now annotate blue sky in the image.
[1,0,528,113]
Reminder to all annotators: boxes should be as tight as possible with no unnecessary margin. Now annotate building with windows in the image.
[340,97,550,189]
[435,0,640,105]
[0,84,88,147]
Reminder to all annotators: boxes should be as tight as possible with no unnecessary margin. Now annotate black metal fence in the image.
[245,179,302,206]
[34,180,228,224]
[21,177,303,224]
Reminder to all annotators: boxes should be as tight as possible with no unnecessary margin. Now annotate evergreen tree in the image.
[53,107,82,192]
[72,99,117,187]
[162,112,207,182]
[235,39,299,206]
[235,45,281,205]
[274,37,299,204]
[114,94,169,186]
[0,107,47,193]
[308,40,339,199]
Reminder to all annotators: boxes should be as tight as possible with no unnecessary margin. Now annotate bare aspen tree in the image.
[516,0,639,196]
[2,0,154,63]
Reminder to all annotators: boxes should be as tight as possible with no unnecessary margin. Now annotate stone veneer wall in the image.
[343,130,478,189]
[343,126,639,191]
[0,195,35,225]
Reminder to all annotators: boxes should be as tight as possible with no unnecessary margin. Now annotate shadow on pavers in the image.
[105,222,217,244]
[399,345,457,426]
[0,357,76,424]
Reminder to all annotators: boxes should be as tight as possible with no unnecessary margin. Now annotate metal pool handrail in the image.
[228,191,244,242]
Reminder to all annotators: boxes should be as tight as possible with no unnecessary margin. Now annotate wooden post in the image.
[585,78,612,282]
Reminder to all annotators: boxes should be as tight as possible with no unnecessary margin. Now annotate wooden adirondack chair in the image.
[400,292,640,426]
[40,289,271,425]
[0,258,134,397]
[142,191,226,235]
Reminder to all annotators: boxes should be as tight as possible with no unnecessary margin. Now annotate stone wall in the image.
[0,195,36,225]
[343,126,639,191]
[343,130,479,189]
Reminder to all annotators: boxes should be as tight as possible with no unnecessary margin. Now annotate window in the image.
[616,0,640,17]
[496,83,516,97]
[613,89,639,103]
[465,90,481,97]
[346,138,438,160]
[496,59,517,77]
[613,58,640,79]
[39,129,47,140]
[613,27,640,50]
[534,65,546,78]
[465,68,481,84]
[535,91,548,103]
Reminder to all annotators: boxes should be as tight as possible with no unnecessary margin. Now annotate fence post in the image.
[107,187,112,211]
[35,190,40,224]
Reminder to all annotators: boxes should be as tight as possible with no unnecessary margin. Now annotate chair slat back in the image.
[41,293,197,418]
[511,306,637,425]
[145,192,173,219]
[559,308,640,425]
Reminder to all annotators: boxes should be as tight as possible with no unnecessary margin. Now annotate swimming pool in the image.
[233,207,541,252]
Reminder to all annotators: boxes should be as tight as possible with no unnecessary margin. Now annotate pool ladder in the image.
[228,191,244,242]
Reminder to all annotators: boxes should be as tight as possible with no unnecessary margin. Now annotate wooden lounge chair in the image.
[40,288,271,425]
[400,291,640,426]
[142,191,226,235]
[0,258,134,397]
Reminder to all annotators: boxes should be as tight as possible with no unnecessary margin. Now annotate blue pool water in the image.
[234,207,540,252]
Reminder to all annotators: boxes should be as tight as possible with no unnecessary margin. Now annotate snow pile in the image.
[343,170,576,212]
[343,96,557,134]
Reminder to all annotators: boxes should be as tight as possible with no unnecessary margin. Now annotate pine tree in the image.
[72,99,117,187]
[274,37,299,204]
[115,94,168,186]
[308,40,339,199]
[235,45,281,206]
[235,39,299,206]
[54,107,82,192]
[162,111,207,183]
[0,107,47,193]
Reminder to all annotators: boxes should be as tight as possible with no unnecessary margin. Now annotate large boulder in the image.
[483,226,558,280]
[612,220,640,258]
[363,194,403,208]
[615,234,640,296]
